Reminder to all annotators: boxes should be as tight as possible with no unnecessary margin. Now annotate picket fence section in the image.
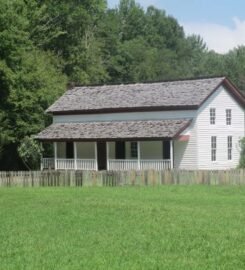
[0,170,244,187]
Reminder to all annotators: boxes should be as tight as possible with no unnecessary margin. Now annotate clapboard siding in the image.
[174,117,198,170]
[196,85,244,170]
[53,110,195,123]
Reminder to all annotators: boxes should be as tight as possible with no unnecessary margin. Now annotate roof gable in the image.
[46,77,244,114]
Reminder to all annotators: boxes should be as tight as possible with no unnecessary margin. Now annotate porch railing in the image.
[140,160,171,170]
[77,159,97,170]
[57,159,75,170]
[108,159,138,171]
[42,158,55,170]
[108,159,171,171]
[42,158,97,171]
[42,158,171,171]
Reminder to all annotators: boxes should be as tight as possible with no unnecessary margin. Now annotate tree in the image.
[239,138,245,168]
[29,0,108,84]
[0,0,67,169]
[18,136,43,170]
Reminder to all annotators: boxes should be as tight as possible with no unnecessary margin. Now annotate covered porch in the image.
[41,140,173,171]
[37,119,191,171]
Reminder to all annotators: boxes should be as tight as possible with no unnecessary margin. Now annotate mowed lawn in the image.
[0,186,245,270]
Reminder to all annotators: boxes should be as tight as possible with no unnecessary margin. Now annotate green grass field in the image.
[0,186,245,270]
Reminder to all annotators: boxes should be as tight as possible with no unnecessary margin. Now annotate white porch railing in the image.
[42,158,55,170]
[140,160,171,170]
[56,159,75,170]
[108,159,138,171]
[77,159,97,170]
[41,158,97,171]
[42,158,171,171]
[108,159,171,171]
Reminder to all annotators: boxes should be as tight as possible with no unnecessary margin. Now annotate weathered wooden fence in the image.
[0,170,244,187]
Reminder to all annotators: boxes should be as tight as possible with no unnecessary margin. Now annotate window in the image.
[115,142,125,159]
[210,108,216,125]
[66,142,74,159]
[211,136,217,161]
[226,109,232,125]
[163,141,170,159]
[228,136,232,160]
[130,142,138,158]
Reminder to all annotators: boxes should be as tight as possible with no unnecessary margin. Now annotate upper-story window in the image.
[226,109,232,125]
[210,108,216,125]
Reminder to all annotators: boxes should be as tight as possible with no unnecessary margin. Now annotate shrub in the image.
[239,137,245,168]
[18,136,43,170]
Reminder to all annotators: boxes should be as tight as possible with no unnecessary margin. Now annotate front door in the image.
[97,142,107,170]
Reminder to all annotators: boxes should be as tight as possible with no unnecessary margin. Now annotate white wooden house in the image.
[36,77,245,171]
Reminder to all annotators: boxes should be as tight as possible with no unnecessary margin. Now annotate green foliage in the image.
[239,138,245,168]
[0,186,245,269]
[32,0,108,84]
[17,136,43,170]
[0,0,67,169]
[0,135,7,159]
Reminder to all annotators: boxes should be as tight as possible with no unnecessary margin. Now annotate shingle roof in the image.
[36,119,191,141]
[47,77,228,114]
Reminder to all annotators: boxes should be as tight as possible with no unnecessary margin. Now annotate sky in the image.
[108,0,245,54]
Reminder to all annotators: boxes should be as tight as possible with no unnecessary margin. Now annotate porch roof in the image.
[36,119,191,141]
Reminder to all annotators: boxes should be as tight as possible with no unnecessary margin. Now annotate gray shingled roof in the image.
[36,119,191,141]
[47,77,226,113]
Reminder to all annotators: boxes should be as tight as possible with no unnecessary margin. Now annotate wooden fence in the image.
[0,170,245,187]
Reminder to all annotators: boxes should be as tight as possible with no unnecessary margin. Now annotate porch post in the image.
[74,142,77,170]
[106,142,110,171]
[137,141,141,170]
[170,140,174,169]
[94,142,98,171]
[54,142,57,170]
[40,142,43,171]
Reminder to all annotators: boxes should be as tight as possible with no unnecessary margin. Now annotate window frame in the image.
[226,109,232,125]
[211,136,217,162]
[210,108,216,125]
[130,142,138,158]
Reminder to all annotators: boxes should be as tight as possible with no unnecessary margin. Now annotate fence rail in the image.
[0,170,244,187]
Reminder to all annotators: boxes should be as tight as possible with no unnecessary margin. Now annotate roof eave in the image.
[48,105,198,115]
[173,119,193,139]
[36,137,175,142]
